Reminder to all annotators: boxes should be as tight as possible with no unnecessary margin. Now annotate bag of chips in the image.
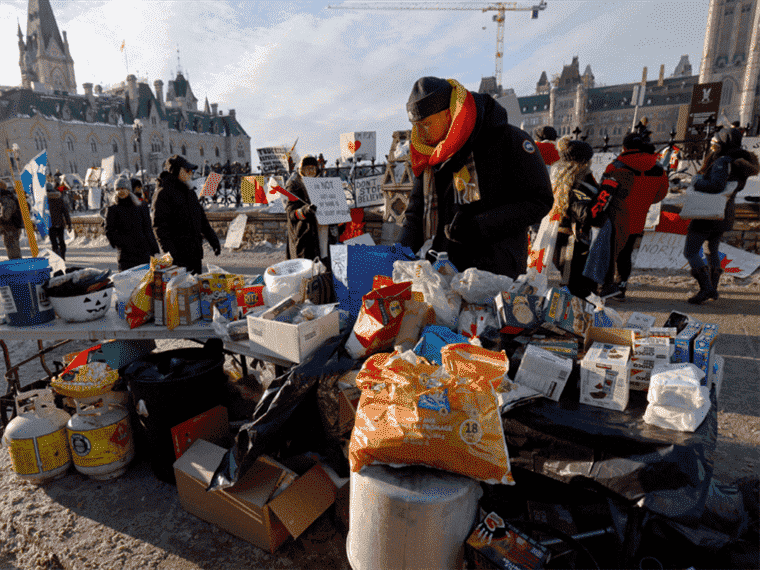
[349,343,514,485]
[124,253,173,329]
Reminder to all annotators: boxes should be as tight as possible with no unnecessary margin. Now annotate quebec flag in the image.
[20,150,50,238]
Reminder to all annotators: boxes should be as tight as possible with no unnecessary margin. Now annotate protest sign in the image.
[241,175,267,204]
[354,175,384,208]
[590,152,616,181]
[340,131,376,162]
[256,146,289,174]
[224,213,248,250]
[303,177,351,225]
[100,155,115,186]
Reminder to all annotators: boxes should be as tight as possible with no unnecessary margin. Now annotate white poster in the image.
[340,131,376,162]
[100,155,115,186]
[303,177,351,225]
[590,152,616,182]
[354,175,384,209]
[224,213,248,250]
[85,167,101,187]
[737,176,759,203]
[256,146,290,174]
[643,202,661,231]
[634,232,760,278]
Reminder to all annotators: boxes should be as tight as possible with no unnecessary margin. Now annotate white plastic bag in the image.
[263,258,313,306]
[111,263,150,308]
[643,402,710,432]
[450,267,514,305]
[392,259,461,329]
[643,363,711,432]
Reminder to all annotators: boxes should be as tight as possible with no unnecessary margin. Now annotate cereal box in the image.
[580,342,631,411]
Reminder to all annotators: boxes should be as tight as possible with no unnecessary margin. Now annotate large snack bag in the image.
[124,254,173,329]
[349,343,514,485]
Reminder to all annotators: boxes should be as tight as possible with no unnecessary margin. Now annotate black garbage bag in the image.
[123,338,227,483]
[208,329,355,492]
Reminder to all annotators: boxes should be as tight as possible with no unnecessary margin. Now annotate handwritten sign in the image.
[256,146,289,174]
[340,131,376,162]
[634,232,760,277]
[354,175,384,208]
[303,177,351,225]
[590,152,616,182]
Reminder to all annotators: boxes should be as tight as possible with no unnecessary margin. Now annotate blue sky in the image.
[1,0,711,168]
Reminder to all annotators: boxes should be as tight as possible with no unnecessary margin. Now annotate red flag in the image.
[201,172,222,197]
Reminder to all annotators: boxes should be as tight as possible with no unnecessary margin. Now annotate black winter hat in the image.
[406,77,453,122]
[534,126,557,141]
[557,137,593,164]
[299,155,320,174]
[164,154,198,177]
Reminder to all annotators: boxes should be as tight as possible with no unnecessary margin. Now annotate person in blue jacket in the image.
[684,128,759,304]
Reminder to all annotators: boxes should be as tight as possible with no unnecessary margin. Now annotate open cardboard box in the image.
[246,308,340,364]
[174,439,348,553]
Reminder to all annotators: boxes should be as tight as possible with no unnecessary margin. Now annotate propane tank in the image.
[2,389,72,484]
[66,392,134,481]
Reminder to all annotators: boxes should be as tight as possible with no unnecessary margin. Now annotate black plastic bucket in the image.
[124,342,227,483]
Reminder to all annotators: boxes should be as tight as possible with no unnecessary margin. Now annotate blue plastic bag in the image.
[330,243,415,321]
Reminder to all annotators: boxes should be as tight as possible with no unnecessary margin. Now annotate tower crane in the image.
[327,1,547,91]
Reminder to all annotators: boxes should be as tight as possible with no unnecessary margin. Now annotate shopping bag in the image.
[330,243,415,320]
[582,218,613,284]
[678,182,737,220]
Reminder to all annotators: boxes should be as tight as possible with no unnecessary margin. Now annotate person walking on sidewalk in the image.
[105,175,160,271]
[0,180,24,259]
[684,127,759,304]
[47,184,72,260]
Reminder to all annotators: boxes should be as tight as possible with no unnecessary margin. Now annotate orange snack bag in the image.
[349,343,514,485]
[124,253,173,329]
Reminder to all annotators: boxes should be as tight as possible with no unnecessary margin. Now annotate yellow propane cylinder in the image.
[67,392,134,481]
[2,389,72,484]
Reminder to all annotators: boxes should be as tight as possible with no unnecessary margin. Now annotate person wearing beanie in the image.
[0,180,25,259]
[398,76,553,278]
[549,137,601,298]
[152,154,221,274]
[105,175,160,271]
[534,126,560,168]
[284,154,327,260]
[683,127,759,304]
[46,182,72,260]
[596,131,669,300]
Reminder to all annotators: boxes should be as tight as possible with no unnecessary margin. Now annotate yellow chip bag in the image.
[124,253,173,329]
[349,343,514,485]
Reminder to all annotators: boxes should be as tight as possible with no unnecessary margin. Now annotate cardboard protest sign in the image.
[256,146,289,174]
[354,175,384,209]
[590,152,616,182]
[100,155,115,186]
[224,213,248,250]
[85,167,101,187]
[643,202,661,231]
[634,232,760,278]
[303,177,351,225]
[340,132,376,162]
[201,172,222,197]
[240,175,267,204]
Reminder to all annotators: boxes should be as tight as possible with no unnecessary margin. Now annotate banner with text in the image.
[303,177,351,225]
[354,175,384,209]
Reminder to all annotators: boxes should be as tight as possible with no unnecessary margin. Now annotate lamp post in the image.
[132,119,145,188]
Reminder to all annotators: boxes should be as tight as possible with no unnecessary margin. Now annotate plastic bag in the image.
[349,344,514,485]
[450,267,514,305]
[111,263,150,308]
[344,281,413,359]
[124,254,173,329]
[458,302,500,341]
[394,299,436,353]
[393,259,462,329]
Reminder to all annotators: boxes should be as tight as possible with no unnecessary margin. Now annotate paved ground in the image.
[0,236,758,570]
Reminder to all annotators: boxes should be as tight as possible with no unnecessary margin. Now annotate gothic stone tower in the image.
[700,0,760,128]
[18,0,77,93]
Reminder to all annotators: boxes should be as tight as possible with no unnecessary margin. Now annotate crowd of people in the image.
[0,76,756,305]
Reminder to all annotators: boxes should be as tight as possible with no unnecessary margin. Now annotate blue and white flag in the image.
[20,150,50,238]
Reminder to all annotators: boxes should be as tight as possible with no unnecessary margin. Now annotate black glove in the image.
[444,210,479,244]
[213,243,221,256]
[301,203,317,216]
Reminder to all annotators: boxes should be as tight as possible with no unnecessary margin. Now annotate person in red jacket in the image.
[598,132,669,300]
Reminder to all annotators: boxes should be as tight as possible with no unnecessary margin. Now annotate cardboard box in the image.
[246,308,340,364]
[336,371,361,436]
[495,291,544,334]
[466,516,549,569]
[580,342,631,411]
[153,266,185,326]
[514,344,573,401]
[693,323,719,379]
[199,273,241,322]
[174,439,345,553]
[625,312,657,331]
[674,323,703,363]
[583,326,636,353]
[170,405,230,460]
[527,338,579,361]
[630,355,658,391]
[544,288,593,337]
[173,280,201,326]
[237,284,265,315]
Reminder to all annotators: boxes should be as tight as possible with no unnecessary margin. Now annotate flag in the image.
[20,150,50,238]
[120,40,125,52]
[201,172,222,197]
[240,175,266,204]
[267,176,300,202]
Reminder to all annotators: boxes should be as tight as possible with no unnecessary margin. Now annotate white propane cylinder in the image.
[67,393,134,481]
[2,389,72,484]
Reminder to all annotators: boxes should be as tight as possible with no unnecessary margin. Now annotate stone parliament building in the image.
[0,0,251,181]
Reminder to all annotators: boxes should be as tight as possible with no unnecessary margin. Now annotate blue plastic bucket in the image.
[0,258,55,326]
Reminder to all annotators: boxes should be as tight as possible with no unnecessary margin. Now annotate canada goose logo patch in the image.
[523,140,535,154]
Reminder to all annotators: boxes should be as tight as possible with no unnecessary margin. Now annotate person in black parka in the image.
[47,185,72,260]
[105,175,160,271]
[398,77,553,278]
[285,155,321,260]
[152,155,221,275]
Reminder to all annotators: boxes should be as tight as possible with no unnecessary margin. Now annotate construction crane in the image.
[327,1,547,90]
